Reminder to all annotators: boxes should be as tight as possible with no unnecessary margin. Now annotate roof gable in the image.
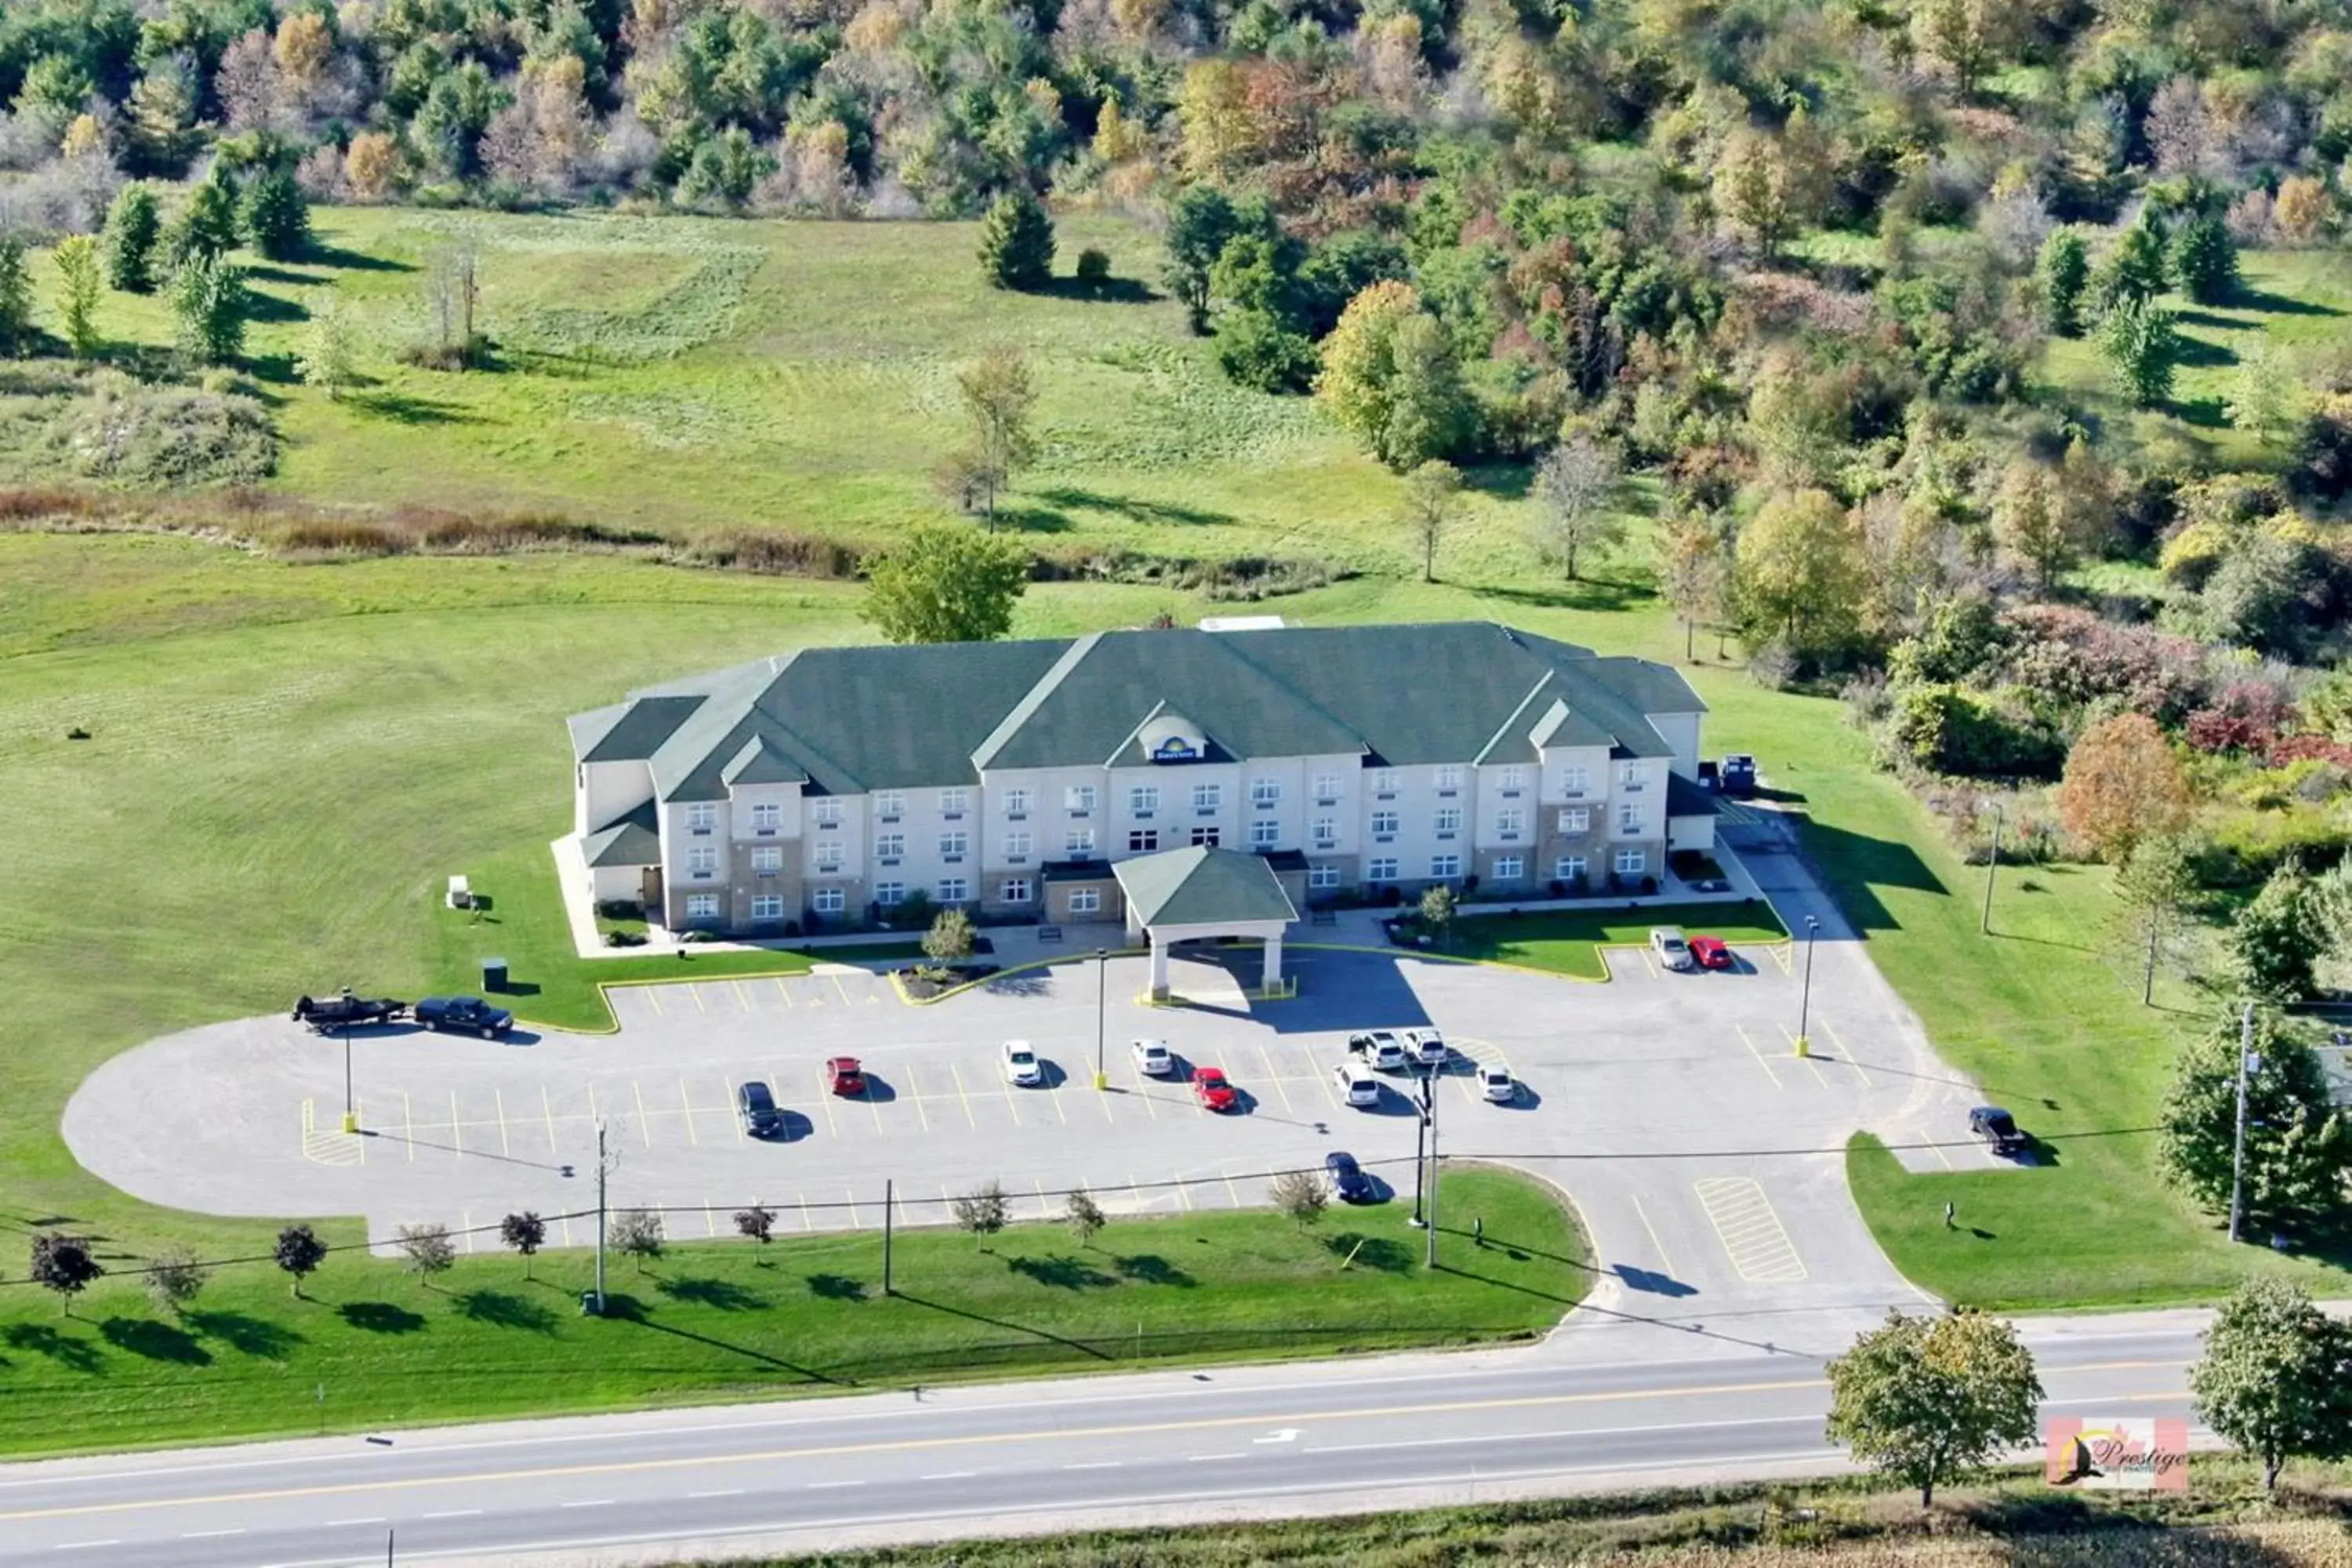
[1112,845,1299,927]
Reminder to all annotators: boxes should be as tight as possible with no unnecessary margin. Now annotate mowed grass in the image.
[1434,902,1788,980]
[5,206,1555,578]
[0,1167,1584,1457]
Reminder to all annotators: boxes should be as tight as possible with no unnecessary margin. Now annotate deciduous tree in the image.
[29,1234,102,1316]
[2227,865,2326,1002]
[2056,713,2187,862]
[923,906,977,965]
[1399,459,1461,583]
[952,1181,1009,1246]
[1269,1168,1327,1230]
[612,1207,666,1272]
[1533,436,1624,581]
[2100,296,2180,408]
[274,1224,327,1298]
[2191,1275,2352,1488]
[1316,281,1470,469]
[1065,1189,1106,1248]
[1824,1310,2042,1506]
[144,1247,209,1315]
[1734,489,1867,663]
[2112,833,2195,1006]
[397,1222,457,1288]
[1163,183,1240,334]
[2159,1007,2350,1227]
[52,235,101,358]
[735,1203,775,1247]
[1654,510,1734,661]
[499,1211,546,1279]
[297,296,360,399]
[2227,343,2299,447]
[858,521,1029,644]
[952,346,1038,524]
[1992,460,2079,591]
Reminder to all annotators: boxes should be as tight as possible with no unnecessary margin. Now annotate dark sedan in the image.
[413,996,514,1037]
[1325,1150,1374,1203]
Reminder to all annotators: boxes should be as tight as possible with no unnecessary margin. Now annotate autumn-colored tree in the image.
[1992,460,2080,591]
[1654,509,1734,661]
[1315,281,1471,469]
[1733,489,1867,662]
[346,132,400,201]
[2274,177,2332,245]
[2056,713,2189,862]
[1176,60,1257,183]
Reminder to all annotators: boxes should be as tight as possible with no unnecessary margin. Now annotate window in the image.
[1250,818,1280,848]
[686,845,718,877]
[1065,784,1096,813]
[1430,854,1461,879]
[812,887,845,914]
[875,832,904,862]
[1371,768,1400,794]
[1434,764,1463,792]
[1250,779,1280,808]
[1128,829,1160,853]
[1000,877,1032,904]
[1555,855,1586,882]
[1613,848,1646,876]
[1560,767,1589,796]
[1495,808,1525,838]
[687,802,717,834]
[1493,855,1523,880]
[1312,772,1342,801]
[1066,829,1095,856]
[1069,887,1102,915]
[812,799,842,829]
[1367,857,1399,881]
[750,802,782,833]
[1620,763,1643,790]
[1497,764,1526,793]
[875,881,906,906]
[873,790,905,818]
[685,893,720,919]
[750,894,785,920]
[936,877,968,903]
[1433,807,1462,836]
[1307,864,1341,889]
[1617,802,1640,834]
[939,830,968,860]
[751,846,783,876]
[1312,815,1338,848]
[1003,787,1031,817]
[1003,830,1032,861]
[940,787,970,816]
[1558,807,1590,834]
[814,841,844,875]
[1190,827,1221,848]
[1192,782,1221,812]
[1129,785,1160,815]
[1370,810,1399,837]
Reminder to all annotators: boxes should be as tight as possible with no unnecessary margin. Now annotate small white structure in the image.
[446,874,472,909]
[1111,844,1299,1001]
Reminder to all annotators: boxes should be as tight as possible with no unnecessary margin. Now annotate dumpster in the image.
[482,956,509,993]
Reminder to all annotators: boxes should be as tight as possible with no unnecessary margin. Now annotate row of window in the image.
[680,761,1651,837]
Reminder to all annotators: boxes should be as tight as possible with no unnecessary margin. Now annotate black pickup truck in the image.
[292,992,408,1031]
[414,996,515,1037]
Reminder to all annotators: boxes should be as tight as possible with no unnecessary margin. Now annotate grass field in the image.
[0,1167,1582,1457]
[1434,902,1789,980]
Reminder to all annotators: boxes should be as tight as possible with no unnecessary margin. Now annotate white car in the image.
[1001,1040,1043,1087]
[1348,1030,1410,1071]
[1650,927,1694,971]
[1334,1061,1380,1107]
[1479,1064,1516,1103]
[1131,1038,1175,1076]
[1406,1029,1449,1067]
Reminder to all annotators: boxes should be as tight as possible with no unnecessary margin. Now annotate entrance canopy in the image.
[1112,846,1299,1001]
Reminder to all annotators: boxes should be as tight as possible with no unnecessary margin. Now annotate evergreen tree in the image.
[2173,212,2239,304]
[165,176,242,271]
[241,168,312,261]
[169,252,250,365]
[0,235,31,358]
[2100,296,2180,408]
[2037,227,2088,336]
[103,183,162,293]
[2094,221,2169,311]
[977,191,1054,290]
[52,236,103,358]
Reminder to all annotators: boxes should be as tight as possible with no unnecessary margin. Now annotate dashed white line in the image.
[325,1518,387,1526]
[686,1489,744,1499]
[561,1499,616,1509]
[805,1479,866,1490]
[423,1508,483,1519]
[1063,1461,1123,1470]
[180,1528,247,1538]
[918,1472,977,1481]
[1185,1454,1241,1463]
[51,1543,120,1552]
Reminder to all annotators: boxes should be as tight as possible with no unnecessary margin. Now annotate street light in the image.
[1092,947,1109,1091]
[340,1021,357,1134]
[1980,801,2005,936]
[1795,915,1821,1054]
[1406,1069,1435,1230]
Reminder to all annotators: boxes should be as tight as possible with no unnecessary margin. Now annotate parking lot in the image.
[67,869,2003,1339]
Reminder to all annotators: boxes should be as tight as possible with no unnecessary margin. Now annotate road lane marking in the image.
[51,1541,119,1549]
[0,1371,2190,1524]
[687,1489,742,1499]
[424,1509,482,1519]
[1691,1177,1806,1283]
[807,1479,866,1490]
[1733,1024,1784,1091]
[179,1528,245,1537]
[561,1499,616,1509]
[325,1518,386,1526]
[1063,1461,1122,1469]
[1628,1193,1678,1278]
[918,1472,976,1481]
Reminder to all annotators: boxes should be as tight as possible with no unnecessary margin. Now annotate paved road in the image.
[0,1309,2205,1568]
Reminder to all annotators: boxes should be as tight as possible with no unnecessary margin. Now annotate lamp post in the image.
[1422,1069,1440,1270]
[1795,915,1820,1055]
[1980,801,2004,936]
[340,1022,357,1134]
[1092,947,1109,1091]
[2228,1001,2258,1244]
[1406,1070,1435,1230]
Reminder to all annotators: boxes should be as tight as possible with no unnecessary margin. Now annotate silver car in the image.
[1650,927,1694,971]
[1001,1040,1043,1087]
[1479,1064,1516,1103]
[1131,1038,1174,1076]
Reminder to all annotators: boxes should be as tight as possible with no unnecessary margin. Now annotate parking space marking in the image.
[542,1086,560,1153]
[1034,1178,1051,1221]
[1774,1025,1835,1090]
[732,980,753,1010]
[1222,1172,1241,1207]
[1691,1178,1806,1284]
[814,1073,840,1138]
[949,1062,978,1128]
[559,1213,573,1246]
[844,1187,862,1228]
[772,977,792,1007]
[905,1065,932,1133]
[1762,943,1794,977]
[1629,1193,1678,1277]
[1928,1131,1957,1171]
[632,1080,656,1148]
[403,1090,416,1162]
[727,1078,745,1143]
[1253,1044,1294,1116]
[1732,1024,1785,1091]
[1177,1178,1194,1212]
[800,1194,813,1232]
[450,1091,464,1158]
[688,985,709,1014]
[1818,1018,1876,1087]
[645,988,665,1017]
[832,975,855,1005]
[494,1089,512,1158]
[461,1209,475,1254]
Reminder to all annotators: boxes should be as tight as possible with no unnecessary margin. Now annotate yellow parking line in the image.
[1733,1024,1784,1091]
[1777,1025,1835,1089]
[631,1079,653,1147]
[802,977,824,1007]
[402,1090,415,1162]
[1820,1018,1875,1087]
[949,1062,977,1128]
[832,975,855,1005]
[1253,1044,1294,1115]
[690,985,709,1014]
[1639,949,1659,978]
[542,1085,560,1152]
[733,980,752,1010]
[1630,1193,1678,1276]
[1692,1177,1806,1283]
[494,1088,512,1158]
[646,987,665,1016]
[1931,1135,1957,1171]
[1311,1059,1340,1109]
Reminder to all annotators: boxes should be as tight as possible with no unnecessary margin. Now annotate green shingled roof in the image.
[583,800,661,867]
[568,623,1705,803]
[1113,846,1299,928]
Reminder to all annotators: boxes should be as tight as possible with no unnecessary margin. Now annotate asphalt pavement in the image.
[0,1308,2209,1568]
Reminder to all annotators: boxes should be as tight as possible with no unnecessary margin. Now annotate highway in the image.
[0,1307,2208,1568]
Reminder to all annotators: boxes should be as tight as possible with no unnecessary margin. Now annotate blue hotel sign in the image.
[1152,736,1200,763]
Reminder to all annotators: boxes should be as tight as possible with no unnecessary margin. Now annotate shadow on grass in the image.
[455,1290,560,1334]
[187,1310,304,1360]
[1112,1254,1196,1287]
[2171,395,2230,430]
[806,1272,868,1301]
[1007,1253,1119,1290]
[1472,579,1650,614]
[2,1322,103,1373]
[308,243,416,273]
[337,1301,426,1334]
[595,1294,849,1385]
[97,1316,211,1363]
[1033,276,1156,304]
[892,1291,1117,1361]
[1325,1233,1414,1272]
[1029,486,1233,528]
[2230,287,2344,318]
[989,504,1072,533]
[2172,335,2240,370]
[657,1276,768,1312]
[1461,461,1534,501]
[350,390,484,426]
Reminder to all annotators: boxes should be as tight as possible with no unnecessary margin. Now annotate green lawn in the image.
[1432,902,1789,980]
[0,1167,1583,1457]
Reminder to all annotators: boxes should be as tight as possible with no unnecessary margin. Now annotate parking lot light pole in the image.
[1092,948,1109,1091]
[1423,1071,1440,1270]
[1407,1073,1432,1229]
[340,1023,357,1134]
[1795,915,1821,1054]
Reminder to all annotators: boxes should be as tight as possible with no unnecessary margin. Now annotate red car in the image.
[826,1055,866,1096]
[1192,1066,1238,1112]
[1688,935,1733,971]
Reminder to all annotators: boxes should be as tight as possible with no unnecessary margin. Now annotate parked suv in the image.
[1334,1062,1380,1107]
[1347,1030,1409,1071]
[1406,1029,1450,1068]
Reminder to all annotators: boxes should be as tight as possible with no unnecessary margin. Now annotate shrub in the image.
[59,379,278,485]
[1075,246,1110,282]
[1887,684,2063,779]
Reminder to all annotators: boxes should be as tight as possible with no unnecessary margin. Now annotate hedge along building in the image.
[564,622,1716,934]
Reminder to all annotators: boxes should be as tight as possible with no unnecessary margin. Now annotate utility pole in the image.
[593,1119,609,1316]
[2229,1001,2258,1244]
[883,1178,895,1296]
[1093,947,1109,1091]
[1795,914,1821,1054]
[341,1021,357,1134]
[1424,1069,1439,1270]
[1980,803,2003,935]
[1407,1076,1429,1228]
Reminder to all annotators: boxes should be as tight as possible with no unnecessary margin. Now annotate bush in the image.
[1075,247,1110,283]
[58,379,278,485]
[1886,683,2063,779]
